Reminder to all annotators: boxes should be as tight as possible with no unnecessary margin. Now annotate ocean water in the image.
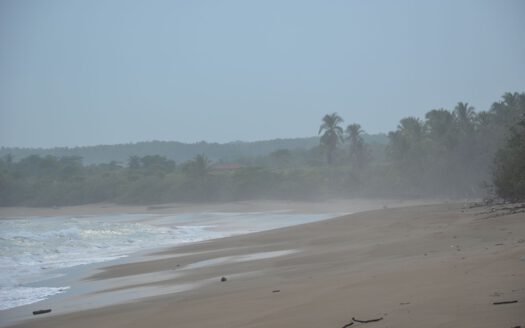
[0,211,336,311]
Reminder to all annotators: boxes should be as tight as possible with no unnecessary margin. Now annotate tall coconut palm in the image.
[398,117,426,140]
[318,113,344,164]
[387,117,426,163]
[345,123,366,169]
[454,102,475,136]
[501,92,523,109]
[425,109,456,150]
[491,92,525,126]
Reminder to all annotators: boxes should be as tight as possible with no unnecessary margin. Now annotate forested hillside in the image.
[0,135,388,165]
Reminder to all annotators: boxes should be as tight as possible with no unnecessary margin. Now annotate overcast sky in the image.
[1,0,524,148]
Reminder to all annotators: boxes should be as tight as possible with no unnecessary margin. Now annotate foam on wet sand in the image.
[0,209,338,324]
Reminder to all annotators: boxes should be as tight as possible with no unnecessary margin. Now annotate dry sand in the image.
[4,202,525,328]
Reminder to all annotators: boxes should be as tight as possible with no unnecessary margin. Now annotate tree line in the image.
[0,91,523,206]
[316,92,525,199]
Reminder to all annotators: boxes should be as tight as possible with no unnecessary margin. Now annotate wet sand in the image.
[4,202,525,328]
[0,198,431,218]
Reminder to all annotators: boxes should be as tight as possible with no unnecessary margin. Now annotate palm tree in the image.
[501,92,523,109]
[454,102,475,136]
[345,123,366,169]
[387,117,426,162]
[318,113,344,164]
[424,109,456,150]
[491,92,525,126]
[399,117,426,140]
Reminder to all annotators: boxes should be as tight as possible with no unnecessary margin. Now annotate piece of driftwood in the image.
[352,316,383,323]
[33,309,52,315]
[272,290,280,293]
[341,322,354,328]
[492,300,518,305]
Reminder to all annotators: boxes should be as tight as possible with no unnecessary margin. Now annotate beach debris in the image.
[477,202,525,218]
[341,322,354,328]
[220,276,227,282]
[33,309,52,315]
[352,316,383,323]
[493,300,518,305]
[399,302,410,305]
[272,289,280,293]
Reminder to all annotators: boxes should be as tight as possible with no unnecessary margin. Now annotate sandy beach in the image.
[0,198,427,218]
[3,202,524,328]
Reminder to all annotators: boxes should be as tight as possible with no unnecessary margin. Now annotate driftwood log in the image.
[341,322,354,328]
[352,316,383,323]
[33,309,52,315]
[493,300,518,305]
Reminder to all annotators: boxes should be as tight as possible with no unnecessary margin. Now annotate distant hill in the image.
[0,134,388,165]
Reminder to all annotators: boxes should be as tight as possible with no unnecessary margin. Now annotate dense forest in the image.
[0,92,523,206]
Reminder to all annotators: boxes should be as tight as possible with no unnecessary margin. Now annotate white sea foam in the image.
[0,214,224,310]
[0,286,69,311]
[0,212,336,311]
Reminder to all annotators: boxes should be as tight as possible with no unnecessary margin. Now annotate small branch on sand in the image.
[341,322,354,328]
[493,300,518,305]
[352,316,383,323]
[33,309,52,315]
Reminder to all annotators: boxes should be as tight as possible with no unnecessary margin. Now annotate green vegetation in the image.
[383,93,524,199]
[0,91,523,206]
[492,115,525,201]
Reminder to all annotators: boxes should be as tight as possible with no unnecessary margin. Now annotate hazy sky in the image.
[1,0,524,148]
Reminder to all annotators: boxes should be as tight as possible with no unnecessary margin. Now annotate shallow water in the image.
[0,211,337,311]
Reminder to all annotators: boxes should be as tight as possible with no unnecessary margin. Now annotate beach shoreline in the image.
[0,198,440,219]
[2,199,414,325]
[2,201,524,327]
